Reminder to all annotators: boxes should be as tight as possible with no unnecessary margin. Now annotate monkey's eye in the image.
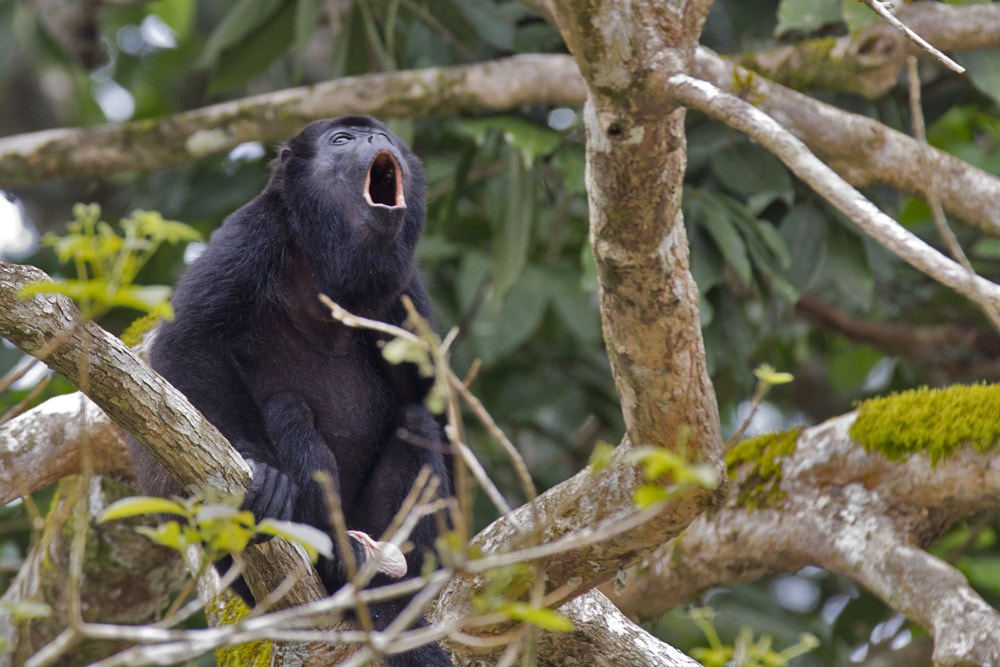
[330,132,354,146]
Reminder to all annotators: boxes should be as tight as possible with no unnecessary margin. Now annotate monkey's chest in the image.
[247,341,398,487]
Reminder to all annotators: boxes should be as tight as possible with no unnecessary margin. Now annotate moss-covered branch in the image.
[607,385,1000,666]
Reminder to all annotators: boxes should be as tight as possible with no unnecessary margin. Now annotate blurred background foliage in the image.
[3,0,1000,664]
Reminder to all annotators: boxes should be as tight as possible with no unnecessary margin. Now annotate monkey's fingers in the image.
[245,459,298,523]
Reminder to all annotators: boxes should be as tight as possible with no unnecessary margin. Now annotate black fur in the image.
[128,116,452,666]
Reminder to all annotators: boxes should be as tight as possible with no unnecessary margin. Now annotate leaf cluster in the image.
[19,204,199,326]
[98,492,333,563]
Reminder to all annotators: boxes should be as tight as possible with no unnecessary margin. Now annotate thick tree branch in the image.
[0,55,584,187]
[544,0,724,466]
[0,262,249,494]
[5,43,1000,245]
[0,392,131,505]
[607,413,1000,666]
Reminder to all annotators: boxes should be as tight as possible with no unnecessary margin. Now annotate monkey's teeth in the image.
[347,530,408,579]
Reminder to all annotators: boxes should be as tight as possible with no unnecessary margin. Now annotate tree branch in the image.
[1,261,704,664]
[795,292,1000,380]
[6,41,1000,245]
[737,2,1000,98]
[0,392,131,506]
[665,72,1000,313]
[692,46,1000,237]
[0,55,584,187]
[607,413,1000,666]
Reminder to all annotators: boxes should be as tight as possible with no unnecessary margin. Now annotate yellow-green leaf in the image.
[634,483,669,508]
[588,442,615,472]
[257,519,333,560]
[136,521,192,551]
[0,600,53,621]
[99,496,190,522]
[753,363,794,385]
[501,602,573,632]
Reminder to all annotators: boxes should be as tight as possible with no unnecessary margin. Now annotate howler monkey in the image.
[128,116,453,666]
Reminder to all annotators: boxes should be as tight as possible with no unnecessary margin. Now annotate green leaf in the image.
[954,49,1000,108]
[692,190,753,285]
[490,152,533,306]
[500,120,561,169]
[841,0,878,31]
[111,284,172,312]
[588,442,615,472]
[98,496,190,522]
[779,204,828,292]
[472,266,549,366]
[194,502,247,523]
[775,0,840,36]
[634,483,670,508]
[0,600,52,621]
[828,341,882,393]
[709,143,793,214]
[460,117,561,168]
[136,521,192,551]
[206,2,297,95]
[201,515,256,555]
[753,364,794,385]
[294,0,325,57]
[441,0,515,51]
[501,602,574,632]
[825,224,874,310]
[542,265,602,346]
[257,519,334,560]
[148,0,196,39]
[382,337,433,376]
[128,210,200,244]
[196,0,285,68]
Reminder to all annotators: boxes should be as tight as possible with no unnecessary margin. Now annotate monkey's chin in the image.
[347,529,408,579]
[364,205,407,241]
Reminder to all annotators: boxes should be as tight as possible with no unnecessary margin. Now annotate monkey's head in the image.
[271,116,428,301]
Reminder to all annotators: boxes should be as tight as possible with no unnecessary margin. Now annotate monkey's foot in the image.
[347,530,407,579]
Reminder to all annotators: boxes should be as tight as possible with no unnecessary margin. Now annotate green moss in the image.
[210,594,271,667]
[850,383,1000,465]
[726,427,803,509]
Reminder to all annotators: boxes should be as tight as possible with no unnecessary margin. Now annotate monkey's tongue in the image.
[347,529,407,579]
[364,150,406,209]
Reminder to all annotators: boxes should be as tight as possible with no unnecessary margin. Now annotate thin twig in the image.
[665,74,1000,312]
[860,0,964,73]
[906,56,1000,334]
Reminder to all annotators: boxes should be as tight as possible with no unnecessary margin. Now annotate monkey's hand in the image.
[244,459,299,525]
[347,530,407,579]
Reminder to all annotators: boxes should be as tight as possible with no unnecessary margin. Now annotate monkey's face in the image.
[305,121,411,243]
[274,116,428,302]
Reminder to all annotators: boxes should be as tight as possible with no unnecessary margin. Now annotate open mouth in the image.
[364,150,406,209]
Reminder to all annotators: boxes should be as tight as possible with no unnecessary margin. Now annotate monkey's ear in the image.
[279,146,293,162]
